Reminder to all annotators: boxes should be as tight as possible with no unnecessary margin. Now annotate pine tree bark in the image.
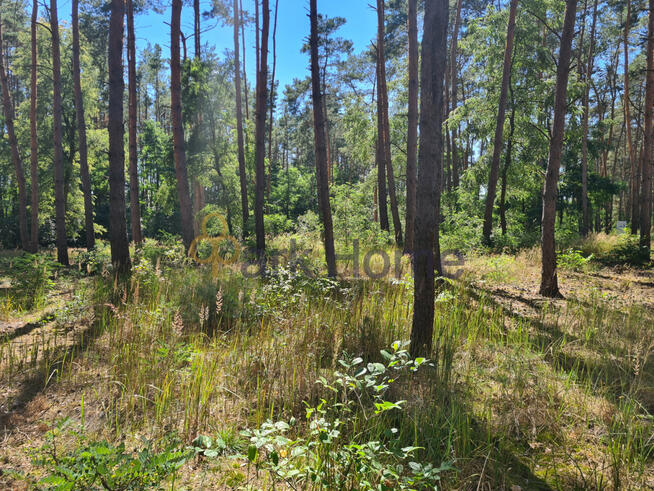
[640,0,654,258]
[309,0,337,277]
[50,0,69,265]
[254,0,270,259]
[29,0,38,252]
[625,0,639,233]
[482,0,519,244]
[72,0,95,250]
[233,0,249,238]
[404,0,418,253]
[376,0,402,246]
[171,0,194,250]
[126,0,142,244]
[108,0,130,273]
[539,0,578,298]
[0,13,29,251]
[410,0,448,358]
[580,0,599,236]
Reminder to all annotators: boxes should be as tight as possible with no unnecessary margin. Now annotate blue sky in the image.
[133,0,378,89]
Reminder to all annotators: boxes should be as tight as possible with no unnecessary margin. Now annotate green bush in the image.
[557,249,594,272]
[5,254,58,310]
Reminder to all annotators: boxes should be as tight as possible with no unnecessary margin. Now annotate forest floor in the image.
[0,243,653,489]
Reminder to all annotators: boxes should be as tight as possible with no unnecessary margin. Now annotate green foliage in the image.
[2,254,59,310]
[557,249,594,272]
[31,420,190,490]
[240,343,452,490]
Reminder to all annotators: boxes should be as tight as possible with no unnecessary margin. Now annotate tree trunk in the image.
[241,0,249,122]
[194,0,200,57]
[410,0,448,357]
[404,0,418,253]
[108,0,130,274]
[171,0,194,250]
[539,0,577,298]
[448,0,463,190]
[29,0,38,252]
[580,0,599,236]
[233,0,249,238]
[73,0,95,250]
[254,0,270,259]
[625,0,639,233]
[126,0,142,244]
[50,0,69,264]
[482,0,519,244]
[640,0,654,258]
[0,14,29,252]
[309,0,337,277]
[500,103,516,236]
[376,0,402,245]
[267,0,279,201]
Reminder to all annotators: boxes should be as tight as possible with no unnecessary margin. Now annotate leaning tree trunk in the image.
[640,0,654,258]
[233,0,249,238]
[410,0,448,358]
[171,0,195,250]
[309,0,337,277]
[539,0,578,298]
[108,0,130,274]
[29,0,38,252]
[376,0,402,246]
[73,0,95,250]
[404,0,418,253]
[127,0,142,244]
[0,13,29,251]
[580,0,599,237]
[50,0,69,265]
[254,0,270,259]
[482,0,519,244]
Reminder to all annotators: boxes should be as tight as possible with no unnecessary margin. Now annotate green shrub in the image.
[557,249,594,272]
[5,254,59,310]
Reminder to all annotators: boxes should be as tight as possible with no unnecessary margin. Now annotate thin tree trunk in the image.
[194,0,200,57]
[449,0,463,190]
[500,102,516,236]
[29,0,38,252]
[0,13,28,251]
[640,0,654,258]
[233,0,249,238]
[267,0,279,200]
[108,0,130,273]
[50,0,69,264]
[171,0,194,250]
[241,0,249,122]
[625,0,639,233]
[482,0,519,244]
[404,0,418,253]
[580,0,598,236]
[376,0,402,245]
[410,0,448,357]
[539,0,578,298]
[254,0,270,259]
[126,0,142,244]
[309,0,336,277]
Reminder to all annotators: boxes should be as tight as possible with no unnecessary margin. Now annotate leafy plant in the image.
[557,249,594,272]
[240,342,452,490]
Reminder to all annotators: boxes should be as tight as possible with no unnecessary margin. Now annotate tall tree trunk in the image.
[482,0,518,244]
[0,13,32,251]
[500,102,516,236]
[50,0,69,264]
[309,0,337,277]
[29,0,38,252]
[126,0,142,244]
[267,0,279,200]
[539,0,578,298]
[376,0,402,245]
[254,0,270,259]
[0,13,28,251]
[194,0,200,57]
[171,0,194,250]
[410,0,448,357]
[640,0,654,258]
[108,0,130,273]
[580,0,599,236]
[448,0,463,190]
[241,0,249,122]
[624,0,639,233]
[233,0,249,238]
[404,0,418,253]
[73,0,94,250]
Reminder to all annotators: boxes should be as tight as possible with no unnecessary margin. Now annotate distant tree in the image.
[29,0,38,252]
[403,0,418,254]
[171,0,194,250]
[410,0,448,357]
[540,0,578,298]
[233,0,249,238]
[108,0,130,273]
[126,0,142,244]
[640,0,653,257]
